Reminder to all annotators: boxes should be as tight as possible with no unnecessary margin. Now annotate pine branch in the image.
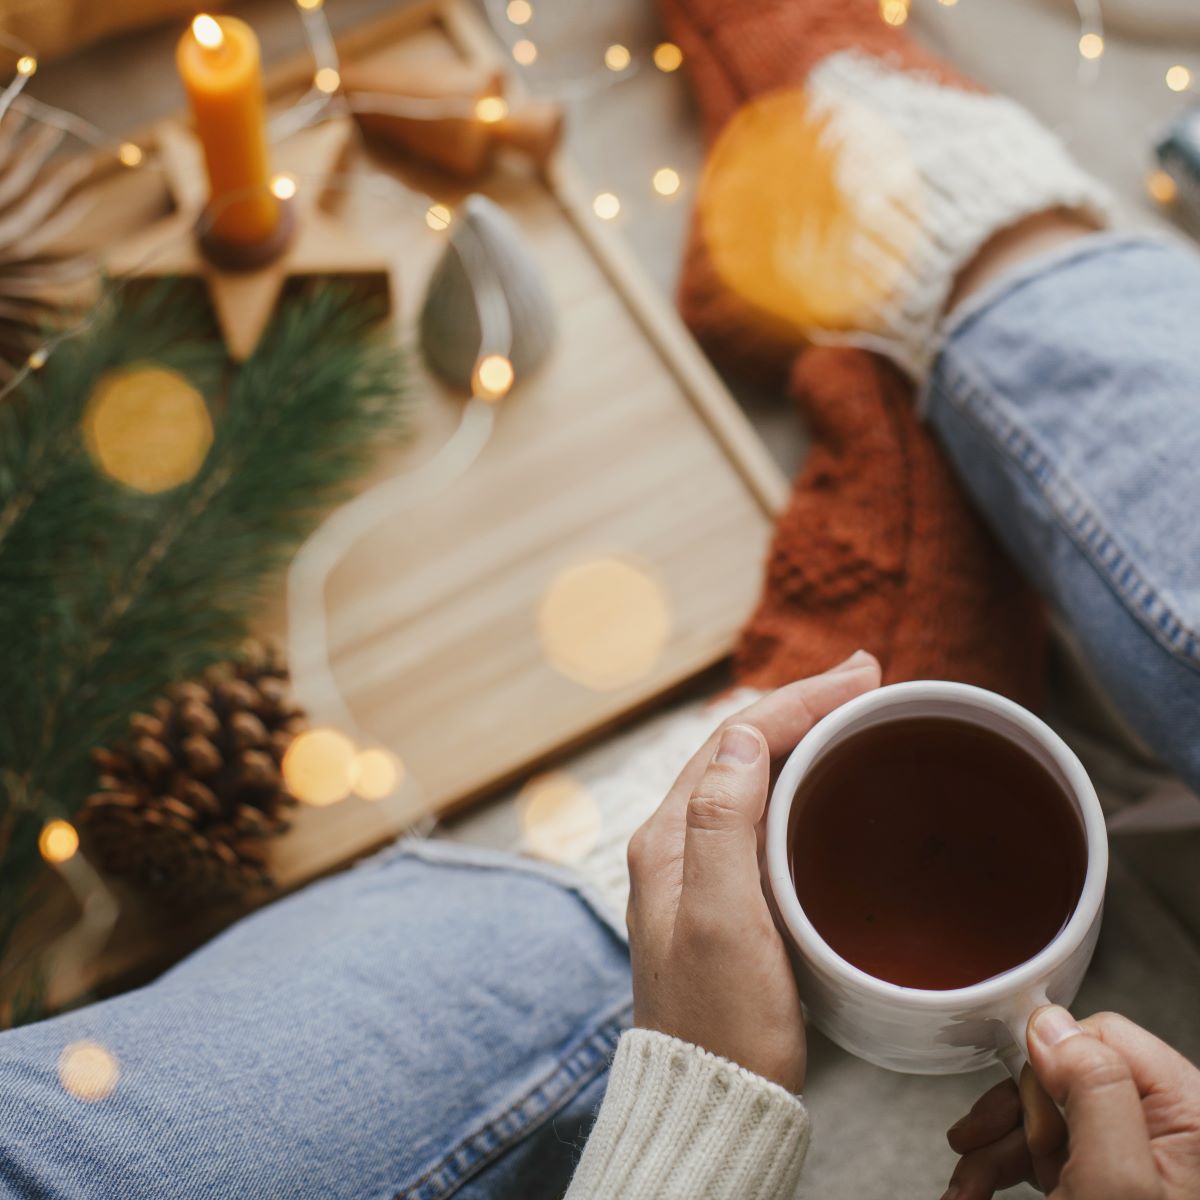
[0,282,408,1001]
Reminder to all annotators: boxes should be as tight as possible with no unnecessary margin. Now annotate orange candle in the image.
[176,14,278,246]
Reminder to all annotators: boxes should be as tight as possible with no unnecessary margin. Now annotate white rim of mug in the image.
[765,680,1109,1011]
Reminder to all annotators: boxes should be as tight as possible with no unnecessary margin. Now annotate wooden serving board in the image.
[26,0,787,1005]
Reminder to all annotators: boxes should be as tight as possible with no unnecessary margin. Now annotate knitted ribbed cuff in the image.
[806,52,1115,381]
[566,1029,811,1200]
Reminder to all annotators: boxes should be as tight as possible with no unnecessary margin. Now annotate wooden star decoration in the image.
[107,116,393,361]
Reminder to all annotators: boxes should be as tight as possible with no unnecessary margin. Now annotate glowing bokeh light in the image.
[39,819,79,865]
[192,14,224,50]
[270,173,298,200]
[58,1042,120,1102]
[296,0,324,9]
[282,728,358,807]
[604,44,632,72]
[520,772,601,863]
[83,365,213,494]
[653,42,683,72]
[653,167,681,197]
[475,95,509,124]
[1147,169,1178,205]
[592,192,620,220]
[16,55,36,77]
[506,0,533,25]
[1166,65,1192,93]
[473,354,515,401]
[698,87,917,336]
[1078,33,1104,60]
[118,142,144,168]
[538,558,671,691]
[512,39,538,65]
[880,0,908,26]
[425,203,453,231]
[354,749,403,801]
[27,347,47,370]
[313,66,341,94]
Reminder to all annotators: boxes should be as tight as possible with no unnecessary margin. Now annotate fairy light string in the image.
[10,0,1188,389]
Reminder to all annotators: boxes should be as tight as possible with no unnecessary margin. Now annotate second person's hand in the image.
[942,1006,1200,1199]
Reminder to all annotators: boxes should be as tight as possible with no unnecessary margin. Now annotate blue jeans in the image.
[0,843,633,1199]
[1,233,1198,1198]
[927,232,1200,794]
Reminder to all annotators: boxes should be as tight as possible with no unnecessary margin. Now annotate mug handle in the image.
[997,985,1051,1085]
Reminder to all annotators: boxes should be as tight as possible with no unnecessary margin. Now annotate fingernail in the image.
[831,649,873,673]
[715,724,761,765]
[1031,1005,1081,1048]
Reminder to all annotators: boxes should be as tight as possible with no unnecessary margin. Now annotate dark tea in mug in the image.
[788,716,1088,991]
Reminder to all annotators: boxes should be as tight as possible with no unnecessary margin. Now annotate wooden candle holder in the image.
[107,117,393,361]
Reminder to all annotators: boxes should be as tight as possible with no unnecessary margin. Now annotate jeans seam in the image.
[395,1003,631,1200]
[931,355,1200,673]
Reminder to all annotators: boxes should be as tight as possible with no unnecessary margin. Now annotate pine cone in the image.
[78,643,304,902]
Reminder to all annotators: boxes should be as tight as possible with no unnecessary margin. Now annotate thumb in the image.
[1027,1006,1158,1199]
[679,724,770,918]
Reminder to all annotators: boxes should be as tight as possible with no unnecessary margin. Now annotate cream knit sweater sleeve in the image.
[565,1028,812,1199]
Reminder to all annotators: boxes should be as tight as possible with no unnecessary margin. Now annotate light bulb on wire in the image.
[474,354,515,401]
[1166,65,1192,93]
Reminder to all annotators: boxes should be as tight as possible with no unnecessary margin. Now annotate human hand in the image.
[625,651,881,1093]
[943,1006,1200,1199]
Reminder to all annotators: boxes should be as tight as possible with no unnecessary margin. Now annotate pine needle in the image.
[0,282,408,1003]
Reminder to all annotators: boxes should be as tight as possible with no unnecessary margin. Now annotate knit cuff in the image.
[566,1029,811,1200]
[806,52,1115,381]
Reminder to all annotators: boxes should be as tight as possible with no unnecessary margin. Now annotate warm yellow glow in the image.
[39,819,79,865]
[354,749,403,801]
[270,173,298,200]
[653,42,683,72]
[27,347,47,370]
[1078,33,1104,60]
[1166,65,1192,93]
[59,1042,120,1102]
[313,66,341,94]
[604,44,631,72]
[520,772,601,864]
[192,14,224,50]
[83,365,213,494]
[1147,169,1178,205]
[653,167,681,197]
[118,142,144,168]
[15,55,36,77]
[699,88,917,336]
[538,558,671,691]
[512,39,538,65]
[475,95,509,124]
[473,354,515,401]
[937,0,958,6]
[425,203,453,231]
[592,191,620,220]
[296,0,324,9]
[506,0,533,25]
[880,0,909,26]
[282,728,358,807]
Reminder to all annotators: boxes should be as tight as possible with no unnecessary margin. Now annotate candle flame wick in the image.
[192,14,224,50]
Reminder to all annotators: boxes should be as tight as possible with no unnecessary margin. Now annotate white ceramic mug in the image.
[765,681,1108,1077]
